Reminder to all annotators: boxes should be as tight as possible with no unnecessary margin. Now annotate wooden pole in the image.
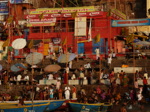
[99,50,101,83]
[114,0,116,9]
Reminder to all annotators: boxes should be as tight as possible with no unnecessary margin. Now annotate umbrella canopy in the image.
[11,63,27,72]
[134,41,150,46]
[12,38,26,49]
[26,52,43,65]
[58,53,77,63]
[44,64,61,72]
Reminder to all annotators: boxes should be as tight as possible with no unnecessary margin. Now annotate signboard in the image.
[29,6,96,14]
[10,0,23,3]
[75,17,86,36]
[27,18,56,27]
[10,0,29,4]
[52,38,61,44]
[0,1,8,15]
[25,11,104,19]
[111,8,126,20]
[114,67,142,73]
[112,18,150,27]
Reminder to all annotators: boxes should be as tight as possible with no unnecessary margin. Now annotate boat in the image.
[68,102,112,112]
[43,100,65,112]
[0,100,65,112]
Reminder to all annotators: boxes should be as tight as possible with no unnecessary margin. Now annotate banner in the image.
[27,18,56,27]
[29,6,96,14]
[28,18,56,22]
[0,1,8,15]
[111,8,126,20]
[74,17,86,36]
[27,22,55,27]
[25,11,104,19]
[112,18,150,27]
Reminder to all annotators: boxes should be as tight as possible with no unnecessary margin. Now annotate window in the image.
[43,26,51,33]
[54,20,66,32]
[32,26,40,33]
[68,20,74,32]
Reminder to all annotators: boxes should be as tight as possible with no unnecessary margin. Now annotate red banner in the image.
[25,11,104,19]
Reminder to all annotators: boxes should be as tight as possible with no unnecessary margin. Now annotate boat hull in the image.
[0,103,48,112]
[44,100,65,112]
[68,102,112,112]
[0,100,65,112]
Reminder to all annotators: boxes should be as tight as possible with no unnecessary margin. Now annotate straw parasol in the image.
[44,64,61,72]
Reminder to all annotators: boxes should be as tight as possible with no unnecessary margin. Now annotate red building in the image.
[10,6,125,59]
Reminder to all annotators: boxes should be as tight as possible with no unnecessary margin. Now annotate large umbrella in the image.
[44,64,61,72]
[10,63,27,72]
[12,38,26,49]
[134,41,150,46]
[58,53,77,63]
[26,52,43,65]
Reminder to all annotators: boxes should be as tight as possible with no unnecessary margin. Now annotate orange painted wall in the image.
[11,4,33,20]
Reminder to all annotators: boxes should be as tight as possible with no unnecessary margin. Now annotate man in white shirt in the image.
[69,61,72,69]
[144,72,148,79]
[65,86,71,99]
[102,73,110,85]
[84,62,91,69]
[95,47,100,60]
[108,56,112,68]
[112,52,116,58]
[48,74,53,80]
[17,75,22,81]
[24,75,29,81]
[71,74,76,80]
[65,66,70,74]
[56,80,61,90]
[79,72,84,85]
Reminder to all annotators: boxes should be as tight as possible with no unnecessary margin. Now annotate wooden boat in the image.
[43,100,65,112]
[68,102,112,112]
[57,99,77,111]
[0,100,65,112]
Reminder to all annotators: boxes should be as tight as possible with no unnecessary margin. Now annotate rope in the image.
[75,0,79,6]
[52,0,61,7]
[68,0,78,7]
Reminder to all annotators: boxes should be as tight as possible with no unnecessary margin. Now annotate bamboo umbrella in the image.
[44,64,61,72]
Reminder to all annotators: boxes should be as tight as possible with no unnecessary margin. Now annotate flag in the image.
[88,18,92,41]
[2,39,10,47]
[94,34,100,43]
[28,40,34,48]
[126,34,134,44]
[6,16,13,23]
[71,11,78,18]
[62,38,67,46]
[39,12,45,20]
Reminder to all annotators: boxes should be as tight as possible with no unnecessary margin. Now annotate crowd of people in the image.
[0,49,150,111]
